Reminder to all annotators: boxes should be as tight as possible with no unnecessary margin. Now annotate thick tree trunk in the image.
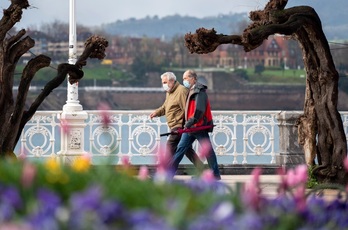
[296,26,347,183]
[184,0,348,184]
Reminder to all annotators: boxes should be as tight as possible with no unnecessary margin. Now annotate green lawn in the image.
[246,68,306,84]
[15,64,128,81]
[14,64,307,85]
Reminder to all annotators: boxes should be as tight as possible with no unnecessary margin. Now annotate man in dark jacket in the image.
[171,70,221,180]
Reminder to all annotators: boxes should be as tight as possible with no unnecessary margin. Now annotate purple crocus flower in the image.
[0,185,22,222]
[99,200,126,224]
[0,203,15,222]
[68,185,120,229]
[26,188,61,230]
[179,178,230,195]
[37,188,61,213]
[70,185,102,211]
[127,210,174,230]
[1,186,22,210]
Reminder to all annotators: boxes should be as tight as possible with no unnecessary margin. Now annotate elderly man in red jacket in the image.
[170,70,221,180]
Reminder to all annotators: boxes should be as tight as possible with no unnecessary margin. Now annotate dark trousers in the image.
[166,129,204,169]
[171,132,220,179]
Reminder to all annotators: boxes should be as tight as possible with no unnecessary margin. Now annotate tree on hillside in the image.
[185,0,347,184]
[0,0,108,157]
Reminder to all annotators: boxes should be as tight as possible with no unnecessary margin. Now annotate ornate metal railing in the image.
[15,110,348,165]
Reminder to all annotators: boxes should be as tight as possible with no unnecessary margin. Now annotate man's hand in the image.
[149,111,157,119]
[184,119,194,129]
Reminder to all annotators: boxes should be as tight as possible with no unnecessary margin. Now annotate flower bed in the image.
[0,156,348,230]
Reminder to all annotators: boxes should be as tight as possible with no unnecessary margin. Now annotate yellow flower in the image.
[44,157,61,174]
[46,172,69,184]
[71,155,91,173]
[44,157,69,184]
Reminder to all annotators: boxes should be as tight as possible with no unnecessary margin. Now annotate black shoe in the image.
[215,175,221,181]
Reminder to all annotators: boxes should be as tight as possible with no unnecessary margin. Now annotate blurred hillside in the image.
[102,0,348,41]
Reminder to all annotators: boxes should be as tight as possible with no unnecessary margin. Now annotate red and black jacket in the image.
[184,82,214,131]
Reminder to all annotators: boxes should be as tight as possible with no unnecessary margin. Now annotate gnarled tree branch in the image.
[184,0,347,184]
[17,35,109,142]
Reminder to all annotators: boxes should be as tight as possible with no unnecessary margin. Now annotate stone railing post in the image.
[276,111,306,168]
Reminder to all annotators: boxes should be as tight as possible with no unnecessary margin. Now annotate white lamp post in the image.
[58,0,88,162]
[64,0,82,111]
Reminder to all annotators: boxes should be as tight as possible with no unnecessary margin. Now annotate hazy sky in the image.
[0,0,273,28]
[0,0,336,28]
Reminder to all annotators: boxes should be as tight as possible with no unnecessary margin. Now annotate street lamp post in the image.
[65,0,81,111]
[58,0,88,162]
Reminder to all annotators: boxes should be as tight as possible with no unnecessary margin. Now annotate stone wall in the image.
[22,70,348,111]
[27,85,348,111]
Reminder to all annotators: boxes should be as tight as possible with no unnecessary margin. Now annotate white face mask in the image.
[162,83,170,92]
[183,80,190,88]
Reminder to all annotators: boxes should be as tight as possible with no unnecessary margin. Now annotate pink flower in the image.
[286,165,308,187]
[344,157,348,171]
[200,169,216,182]
[154,145,173,182]
[286,169,297,187]
[251,167,262,184]
[97,102,111,127]
[21,162,37,188]
[155,145,171,173]
[344,158,348,193]
[60,118,70,134]
[138,166,149,180]
[277,167,288,195]
[277,165,308,205]
[243,167,262,210]
[18,151,27,160]
[293,185,307,211]
[0,223,31,230]
[121,155,131,167]
[116,155,137,176]
[198,139,212,159]
[295,164,308,184]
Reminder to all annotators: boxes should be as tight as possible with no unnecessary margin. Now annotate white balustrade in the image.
[15,110,348,165]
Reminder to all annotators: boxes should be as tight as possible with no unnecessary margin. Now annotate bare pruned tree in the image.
[184,0,347,184]
[0,0,108,157]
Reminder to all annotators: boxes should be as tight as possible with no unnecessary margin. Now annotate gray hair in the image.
[160,72,176,81]
[184,69,197,79]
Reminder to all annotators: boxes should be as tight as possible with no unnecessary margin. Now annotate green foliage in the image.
[233,69,248,80]
[82,66,118,80]
[1,159,348,229]
[14,64,131,87]
[231,67,307,84]
[0,159,220,219]
[130,55,162,86]
[15,62,308,87]
[246,68,306,84]
[306,165,319,189]
[254,64,265,75]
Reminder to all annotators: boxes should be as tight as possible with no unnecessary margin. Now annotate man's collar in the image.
[169,81,179,93]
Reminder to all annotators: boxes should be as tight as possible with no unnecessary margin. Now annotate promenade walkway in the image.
[174,174,280,196]
[174,175,344,201]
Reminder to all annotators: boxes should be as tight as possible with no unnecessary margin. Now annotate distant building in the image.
[23,30,92,63]
[23,30,303,70]
[183,35,303,70]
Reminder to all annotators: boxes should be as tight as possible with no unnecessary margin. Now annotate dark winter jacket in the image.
[184,82,213,131]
